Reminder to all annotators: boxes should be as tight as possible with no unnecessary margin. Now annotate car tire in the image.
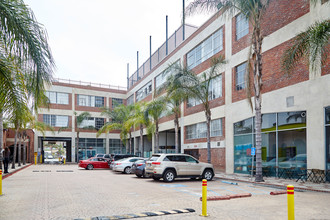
[124,167,132,174]
[142,170,149,178]
[87,164,94,170]
[202,169,214,181]
[136,174,142,178]
[163,169,175,182]
[152,176,160,181]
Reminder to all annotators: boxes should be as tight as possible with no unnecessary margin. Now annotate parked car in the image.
[78,157,110,170]
[95,154,112,161]
[279,154,307,168]
[145,153,214,182]
[131,159,150,178]
[109,154,138,169]
[113,157,145,174]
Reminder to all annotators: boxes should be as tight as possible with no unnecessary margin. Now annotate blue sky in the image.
[25,0,211,88]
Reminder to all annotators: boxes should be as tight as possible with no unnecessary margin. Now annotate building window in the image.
[233,111,307,175]
[187,75,222,108]
[325,107,330,171]
[77,138,105,160]
[77,95,104,107]
[155,60,180,89]
[186,118,223,140]
[109,139,126,154]
[43,114,69,127]
[112,98,123,108]
[236,13,249,40]
[127,95,134,106]
[45,91,69,105]
[236,62,247,91]
[187,28,223,70]
[136,81,152,102]
[79,117,105,130]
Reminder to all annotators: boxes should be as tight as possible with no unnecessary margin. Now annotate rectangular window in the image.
[79,117,105,130]
[77,95,104,107]
[186,118,223,140]
[112,98,123,108]
[136,81,152,102]
[155,60,180,89]
[236,62,247,91]
[45,91,69,105]
[236,13,249,40]
[95,118,105,130]
[187,28,223,70]
[127,95,134,106]
[43,114,68,127]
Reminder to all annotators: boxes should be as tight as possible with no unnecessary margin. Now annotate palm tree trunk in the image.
[12,127,19,169]
[76,131,79,163]
[0,111,3,171]
[129,132,132,154]
[23,134,26,165]
[155,121,159,153]
[253,24,264,182]
[18,132,22,166]
[140,125,143,157]
[206,109,211,164]
[174,114,179,153]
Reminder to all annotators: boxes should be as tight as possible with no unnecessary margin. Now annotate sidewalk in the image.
[214,171,330,193]
[1,163,32,179]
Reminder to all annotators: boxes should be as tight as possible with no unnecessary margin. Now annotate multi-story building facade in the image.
[37,1,330,175]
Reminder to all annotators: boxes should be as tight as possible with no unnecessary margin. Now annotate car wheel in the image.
[142,170,149,178]
[124,166,132,174]
[202,169,214,181]
[87,164,94,170]
[163,170,175,182]
[136,174,142,178]
[152,176,160,181]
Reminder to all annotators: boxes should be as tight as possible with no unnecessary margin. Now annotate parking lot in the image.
[1,164,330,220]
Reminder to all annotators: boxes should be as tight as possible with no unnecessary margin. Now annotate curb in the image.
[2,163,33,180]
[270,190,287,195]
[74,209,195,220]
[199,193,251,201]
[214,176,330,194]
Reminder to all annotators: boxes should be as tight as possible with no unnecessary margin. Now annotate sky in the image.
[25,0,212,88]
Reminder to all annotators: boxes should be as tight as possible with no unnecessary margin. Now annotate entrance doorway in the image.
[39,137,72,163]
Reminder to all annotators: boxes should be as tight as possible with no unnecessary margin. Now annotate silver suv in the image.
[145,154,214,182]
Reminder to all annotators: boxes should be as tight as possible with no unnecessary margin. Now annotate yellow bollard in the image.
[63,158,66,165]
[201,179,208,217]
[287,185,294,220]
[34,155,37,165]
[0,170,2,195]
[40,155,42,164]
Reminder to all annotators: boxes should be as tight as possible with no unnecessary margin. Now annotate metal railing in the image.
[53,78,127,91]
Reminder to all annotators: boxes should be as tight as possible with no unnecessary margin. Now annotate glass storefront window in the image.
[234,117,254,135]
[261,113,276,131]
[109,139,126,154]
[325,107,330,172]
[234,134,254,173]
[278,111,306,130]
[77,138,105,160]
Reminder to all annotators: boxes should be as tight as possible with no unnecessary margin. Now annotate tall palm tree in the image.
[0,0,55,167]
[187,0,270,182]
[171,56,225,163]
[130,102,148,156]
[74,111,93,161]
[144,97,168,153]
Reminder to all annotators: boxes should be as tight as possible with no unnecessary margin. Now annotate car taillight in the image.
[152,162,161,165]
[116,163,121,165]
[137,163,143,167]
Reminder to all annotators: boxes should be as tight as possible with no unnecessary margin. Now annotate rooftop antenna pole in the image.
[127,63,129,89]
[183,0,185,41]
[137,51,139,81]
[150,35,152,71]
[166,15,168,56]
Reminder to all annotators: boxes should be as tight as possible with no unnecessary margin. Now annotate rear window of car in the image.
[165,155,186,162]
[96,154,104,157]
[104,154,110,158]
[149,155,160,161]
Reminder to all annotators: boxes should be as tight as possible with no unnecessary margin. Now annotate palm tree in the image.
[74,112,93,161]
[0,0,55,167]
[171,56,225,163]
[187,0,270,182]
[144,97,168,153]
[97,105,134,154]
[130,102,149,156]
[282,19,329,74]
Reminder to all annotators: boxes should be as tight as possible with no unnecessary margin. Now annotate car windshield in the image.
[134,159,145,164]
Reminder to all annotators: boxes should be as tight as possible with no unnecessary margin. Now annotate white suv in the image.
[145,154,214,182]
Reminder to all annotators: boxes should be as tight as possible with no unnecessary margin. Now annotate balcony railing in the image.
[53,78,127,91]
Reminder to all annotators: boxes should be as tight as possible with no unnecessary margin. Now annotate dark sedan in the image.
[131,159,150,178]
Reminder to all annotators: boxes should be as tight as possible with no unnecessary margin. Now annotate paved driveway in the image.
[1,164,329,220]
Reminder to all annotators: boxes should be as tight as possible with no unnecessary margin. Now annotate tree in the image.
[171,56,225,163]
[144,97,168,153]
[97,105,134,154]
[73,112,93,161]
[157,65,188,153]
[0,0,55,167]
[187,0,271,182]
[282,19,329,74]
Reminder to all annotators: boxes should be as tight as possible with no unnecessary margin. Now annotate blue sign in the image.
[251,147,256,156]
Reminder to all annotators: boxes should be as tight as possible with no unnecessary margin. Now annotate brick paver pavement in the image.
[1,164,330,220]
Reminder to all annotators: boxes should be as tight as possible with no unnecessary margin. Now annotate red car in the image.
[78,157,110,170]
